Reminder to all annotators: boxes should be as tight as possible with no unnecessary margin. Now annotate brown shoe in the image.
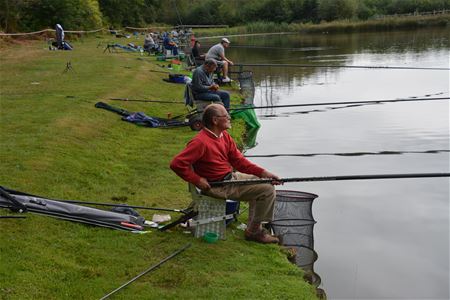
[245,229,279,244]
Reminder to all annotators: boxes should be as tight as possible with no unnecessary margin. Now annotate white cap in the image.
[221,37,230,44]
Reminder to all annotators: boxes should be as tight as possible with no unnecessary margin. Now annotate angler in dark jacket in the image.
[191,59,230,109]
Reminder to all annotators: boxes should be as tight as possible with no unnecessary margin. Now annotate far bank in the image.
[192,13,450,37]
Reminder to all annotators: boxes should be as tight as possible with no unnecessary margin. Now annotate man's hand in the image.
[260,170,283,185]
[209,84,219,91]
[228,60,234,66]
[196,177,211,191]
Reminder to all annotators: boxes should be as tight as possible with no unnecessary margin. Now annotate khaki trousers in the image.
[205,172,276,223]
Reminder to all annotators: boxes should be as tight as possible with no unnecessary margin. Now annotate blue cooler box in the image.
[226,200,239,225]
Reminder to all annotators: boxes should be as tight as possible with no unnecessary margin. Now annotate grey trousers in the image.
[204,171,276,223]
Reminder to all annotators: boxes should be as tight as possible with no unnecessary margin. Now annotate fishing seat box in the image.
[189,183,238,240]
[186,83,223,112]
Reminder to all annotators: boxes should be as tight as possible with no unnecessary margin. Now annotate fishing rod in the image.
[109,97,184,104]
[148,69,171,74]
[233,63,449,71]
[209,173,450,187]
[229,97,450,112]
[100,243,191,300]
[53,199,188,214]
[106,96,449,109]
[245,149,450,158]
[202,44,333,51]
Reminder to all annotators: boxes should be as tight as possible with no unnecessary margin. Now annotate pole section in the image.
[209,173,450,187]
[100,243,191,300]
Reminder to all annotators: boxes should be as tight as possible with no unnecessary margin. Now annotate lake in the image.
[223,28,449,299]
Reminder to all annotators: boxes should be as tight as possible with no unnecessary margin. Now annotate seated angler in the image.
[191,40,205,65]
[205,37,233,83]
[143,33,159,53]
[163,33,179,56]
[191,40,205,59]
[170,103,281,244]
[191,59,230,109]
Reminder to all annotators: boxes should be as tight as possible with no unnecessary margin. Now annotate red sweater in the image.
[170,129,265,185]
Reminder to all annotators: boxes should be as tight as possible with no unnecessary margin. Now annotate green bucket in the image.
[203,232,219,243]
[172,64,181,71]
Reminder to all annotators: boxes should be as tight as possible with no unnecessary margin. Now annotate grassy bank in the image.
[0,35,318,299]
[193,13,450,37]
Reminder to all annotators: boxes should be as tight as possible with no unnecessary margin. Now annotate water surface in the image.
[225,28,449,299]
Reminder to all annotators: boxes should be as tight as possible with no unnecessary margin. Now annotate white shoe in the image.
[222,77,231,83]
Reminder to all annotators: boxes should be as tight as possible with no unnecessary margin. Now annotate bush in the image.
[21,0,103,31]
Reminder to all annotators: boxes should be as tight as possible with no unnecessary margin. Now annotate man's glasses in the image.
[215,114,231,119]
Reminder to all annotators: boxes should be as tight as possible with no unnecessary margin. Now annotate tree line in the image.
[1,0,449,32]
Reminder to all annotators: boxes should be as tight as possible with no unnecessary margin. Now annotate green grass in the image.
[0,34,318,299]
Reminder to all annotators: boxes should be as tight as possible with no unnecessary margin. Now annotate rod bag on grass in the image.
[0,187,145,231]
[95,102,185,128]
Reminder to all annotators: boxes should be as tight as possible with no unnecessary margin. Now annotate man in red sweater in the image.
[170,104,281,244]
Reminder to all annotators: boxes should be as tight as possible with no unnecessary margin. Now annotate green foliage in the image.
[359,0,450,16]
[98,0,161,27]
[0,0,28,32]
[241,0,293,23]
[174,0,450,25]
[1,0,450,32]
[287,0,319,23]
[245,21,296,33]
[357,1,375,20]
[383,0,450,14]
[183,0,228,25]
[318,0,359,21]
[191,13,449,37]
[19,0,103,31]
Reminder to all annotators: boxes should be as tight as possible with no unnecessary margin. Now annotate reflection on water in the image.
[230,27,449,299]
[237,71,255,105]
[228,28,449,108]
[255,92,448,119]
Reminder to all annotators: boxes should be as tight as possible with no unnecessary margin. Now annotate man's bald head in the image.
[202,103,226,129]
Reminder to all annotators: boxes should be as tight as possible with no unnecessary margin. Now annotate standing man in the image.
[191,59,230,109]
[205,38,233,83]
[170,104,281,244]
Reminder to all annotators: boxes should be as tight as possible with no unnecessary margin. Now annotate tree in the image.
[0,0,30,32]
[318,0,358,21]
[287,0,319,23]
[98,0,146,27]
[19,0,102,31]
